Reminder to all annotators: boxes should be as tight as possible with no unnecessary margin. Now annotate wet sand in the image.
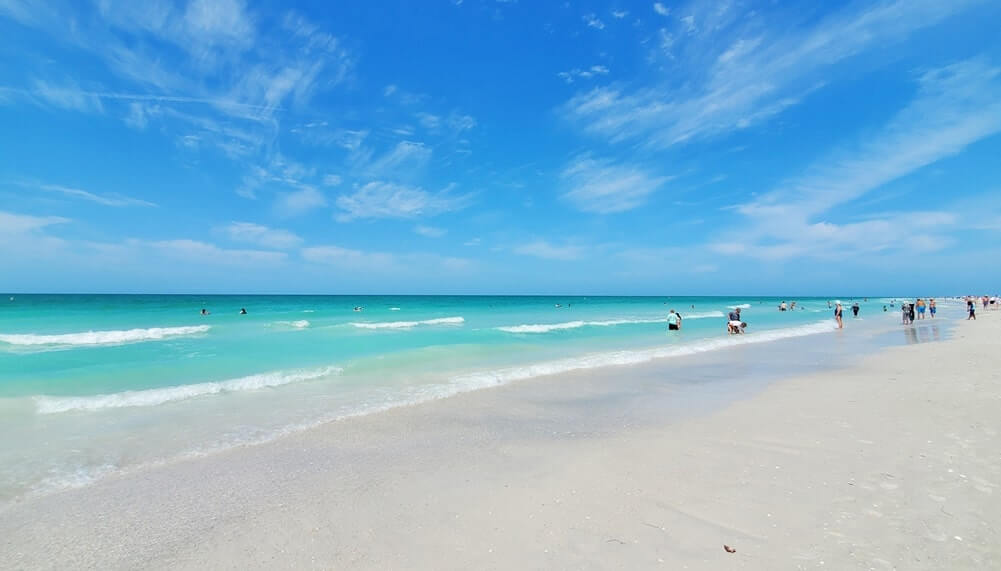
[1,312,998,570]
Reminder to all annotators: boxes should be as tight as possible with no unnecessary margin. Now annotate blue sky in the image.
[1,0,1000,294]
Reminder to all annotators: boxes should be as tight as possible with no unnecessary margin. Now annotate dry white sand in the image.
[2,313,998,570]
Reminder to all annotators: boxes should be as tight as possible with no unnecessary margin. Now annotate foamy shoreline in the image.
[1,312,998,569]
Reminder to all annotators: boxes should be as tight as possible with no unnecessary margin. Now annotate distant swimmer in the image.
[779,301,787,311]
[555,304,562,308]
[200,308,210,316]
[667,309,680,331]
[353,306,363,312]
[239,308,247,315]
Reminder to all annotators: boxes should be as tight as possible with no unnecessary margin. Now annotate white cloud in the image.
[719,58,1001,261]
[301,244,394,268]
[583,13,605,30]
[416,112,441,129]
[742,59,1001,220]
[322,174,342,187]
[463,237,481,247]
[414,225,447,238]
[447,112,477,133]
[680,14,696,34]
[30,79,104,113]
[652,3,669,16]
[301,244,472,276]
[514,241,586,261]
[123,101,154,129]
[563,0,978,149]
[561,155,670,213]
[612,10,629,19]
[557,65,610,84]
[36,183,157,207]
[150,239,287,266]
[366,141,433,177]
[0,210,69,234]
[275,186,327,217]
[335,181,471,222]
[221,221,302,249]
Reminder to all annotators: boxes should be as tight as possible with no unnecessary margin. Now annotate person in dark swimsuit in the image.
[834,303,844,329]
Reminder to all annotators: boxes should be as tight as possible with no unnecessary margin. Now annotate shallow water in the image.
[0,294,949,501]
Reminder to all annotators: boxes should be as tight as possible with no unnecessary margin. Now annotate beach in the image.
[2,309,999,569]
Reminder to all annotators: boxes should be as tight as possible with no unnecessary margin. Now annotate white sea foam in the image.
[729,303,752,309]
[497,311,725,333]
[462,320,836,387]
[272,320,310,329]
[351,316,464,329]
[35,366,342,414]
[389,307,401,311]
[0,325,210,347]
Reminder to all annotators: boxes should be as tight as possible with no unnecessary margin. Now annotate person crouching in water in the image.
[727,308,744,334]
[667,309,681,331]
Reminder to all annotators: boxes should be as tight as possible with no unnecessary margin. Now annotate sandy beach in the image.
[2,312,999,570]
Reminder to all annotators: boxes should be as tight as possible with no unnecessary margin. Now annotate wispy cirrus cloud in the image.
[514,240,586,261]
[335,182,471,222]
[562,0,979,149]
[561,155,670,213]
[301,244,472,275]
[414,225,447,238]
[32,182,157,207]
[220,221,302,249]
[0,210,69,234]
[275,187,327,217]
[715,57,1001,261]
[557,65,610,84]
[28,79,104,113]
[583,13,605,30]
[150,238,287,266]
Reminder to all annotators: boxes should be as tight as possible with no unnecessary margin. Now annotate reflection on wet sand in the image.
[904,323,940,344]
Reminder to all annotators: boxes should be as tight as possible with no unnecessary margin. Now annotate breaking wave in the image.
[497,312,725,333]
[0,325,210,348]
[35,366,343,414]
[351,317,465,329]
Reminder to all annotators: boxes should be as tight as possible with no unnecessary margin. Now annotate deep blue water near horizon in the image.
[0,293,944,502]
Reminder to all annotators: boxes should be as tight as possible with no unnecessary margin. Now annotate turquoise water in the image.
[0,294,903,501]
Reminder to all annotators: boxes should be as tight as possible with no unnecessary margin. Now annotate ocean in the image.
[0,294,919,502]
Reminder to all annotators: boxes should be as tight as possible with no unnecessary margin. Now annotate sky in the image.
[1,0,1000,295]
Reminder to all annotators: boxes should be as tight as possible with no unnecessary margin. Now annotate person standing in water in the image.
[834,302,844,329]
[929,298,936,318]
[851,302,860,318]
[916,298,926,320]
[667,309,680,331]
[968,298,976,320]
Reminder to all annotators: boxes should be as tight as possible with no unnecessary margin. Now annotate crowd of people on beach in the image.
[664,294,1001,338]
